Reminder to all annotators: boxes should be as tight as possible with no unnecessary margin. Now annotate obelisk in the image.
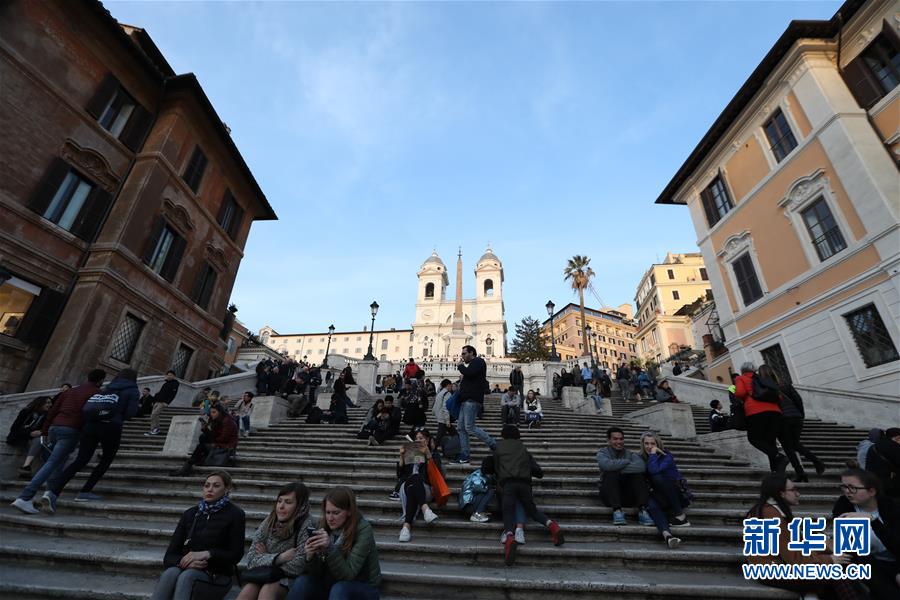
[449,247,469,353]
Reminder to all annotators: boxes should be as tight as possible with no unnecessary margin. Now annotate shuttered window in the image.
[700,175,734,228]
[841,25,900,110]
[216,190,244,240]
[192,263,218,310]
[143,218,186,283]
[85,73,153,152]
[732,252,763,306]
[28,159,113,242]
[763,109,798,163]
[182,147,208,194]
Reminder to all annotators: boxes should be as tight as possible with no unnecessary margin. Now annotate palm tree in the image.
[564,255,595,357]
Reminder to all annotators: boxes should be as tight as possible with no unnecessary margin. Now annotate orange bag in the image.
[426,459,451,507]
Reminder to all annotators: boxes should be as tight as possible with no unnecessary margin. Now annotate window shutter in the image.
[882,19,900,52]
[28,158,70,217]
[119,104,153,152]
[183,147,208,193]
[160,234,186,282]
[197,267,217,310]
[85,74,120,119]
[228,204,244,239]
[216,190,232,225]
[699,188,717,228]
[841,55,884,109]
[71,186,113,242]
[142,216,166,264]
[17,288,67,347]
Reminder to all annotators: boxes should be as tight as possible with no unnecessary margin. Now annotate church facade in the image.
[258,247,508,362]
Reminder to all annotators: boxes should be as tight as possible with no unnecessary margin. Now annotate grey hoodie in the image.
[596,446,646,479]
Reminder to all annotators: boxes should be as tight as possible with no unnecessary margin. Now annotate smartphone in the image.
[306,526,317,537]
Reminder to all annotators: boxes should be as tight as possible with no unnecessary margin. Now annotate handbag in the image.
[426,459,451,507]
[238,527,301,585]
[204,447,233,467]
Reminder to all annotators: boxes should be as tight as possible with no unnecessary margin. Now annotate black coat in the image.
[154,379,180,405]
[457,357,487,404]
[163,502,246,575]
[866,438,900,490]
[6,408,46,445]
[832,494,900,557]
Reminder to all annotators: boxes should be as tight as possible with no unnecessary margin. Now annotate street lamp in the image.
[546,300,559,362]
[363,301,379,360]
[322,324,335,366]
[585,324,594,366]
[591,330,600,368]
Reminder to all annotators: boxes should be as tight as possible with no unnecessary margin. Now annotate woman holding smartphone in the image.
[237,481,315,600]
[287,487,381,600]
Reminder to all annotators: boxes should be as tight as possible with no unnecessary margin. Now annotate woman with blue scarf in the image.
[152,470,246,600]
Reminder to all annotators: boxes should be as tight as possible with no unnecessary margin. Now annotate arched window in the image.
[425,282,435,299]
[381,339,388,350]
[484,279,494,296]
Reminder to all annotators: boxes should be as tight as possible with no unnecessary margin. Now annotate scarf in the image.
[198,493,231,515]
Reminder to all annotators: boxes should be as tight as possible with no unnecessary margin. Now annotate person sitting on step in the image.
[459,455,498,523]
[237,482,316,600]
[586,379,606,412]
[288,487,381,600]
[523,390,543,428]
[170,403,239,477]
[655,380,678,403]
[863,427,900,499]
[396,428,442,542]
[320,393,349,425]
[500,386,522,425]
[494,424,564,566]
[745,473,854,600]
[832,468,900,599]
[640,431,691,549]
[596,427,654,526]
[232,391,254,437]
[6,395,51,480]
[152,470,246,600]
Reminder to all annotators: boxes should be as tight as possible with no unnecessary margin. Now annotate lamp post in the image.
[585,324,594,366]
[322,324,335,366]
[363,301,379,360]
[591,331,600,368]
[546,300,559,362]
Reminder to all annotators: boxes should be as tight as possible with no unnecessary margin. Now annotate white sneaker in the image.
[667,535,681,549]
[422,507,438,524]
[11,498,39,515]
[398,526,411,542]
[514,527,525,545]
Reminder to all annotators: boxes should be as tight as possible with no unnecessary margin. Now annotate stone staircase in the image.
[0,391,866,599]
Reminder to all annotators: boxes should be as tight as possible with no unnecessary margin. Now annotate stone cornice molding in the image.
[205,242,230,272]
[716,230,753,262]
[162,197,195,236]
[778,168,829,216]
[61,139,119,192]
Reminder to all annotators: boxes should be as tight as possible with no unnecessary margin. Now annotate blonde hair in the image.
[639,431,667,459]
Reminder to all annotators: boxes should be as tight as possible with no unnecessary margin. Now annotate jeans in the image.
[598,471,649,510]
[19,425,80,501]
[501,480,549,534]
[590,395,605,411]
[501,405,520,425]
[48,421,123,495]
[287,575,380,600]
[473,489,495,514]
[617,379,630,400]
[647,497,671,534]
[151,566,228,600]
[239,415,251,432]
[457,401,495,462]
[649,474,683,516]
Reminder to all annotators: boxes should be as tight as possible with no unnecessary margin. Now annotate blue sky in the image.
[107,0,841,340]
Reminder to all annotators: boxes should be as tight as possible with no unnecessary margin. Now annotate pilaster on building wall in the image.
[0,0,276,393]
[656,0,900,399]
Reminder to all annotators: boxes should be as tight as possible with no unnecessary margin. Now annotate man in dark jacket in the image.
[509,367,524,397]
[11,369,105,515]
[494,425,564,565]
[456,345,496,465]
[42,368,139,511]
[146,370,179,436]
[867,428,900,498]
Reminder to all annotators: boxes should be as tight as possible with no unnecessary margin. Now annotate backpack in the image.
[82,392,120,423]
[751,375,780,403]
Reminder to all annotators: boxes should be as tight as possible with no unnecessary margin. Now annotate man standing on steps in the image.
[10,369,106,515]
[616,363,632,402]
[455,345,496,465]
[596,427,654,526]
[509,366,524,398]
[145,370,179,436]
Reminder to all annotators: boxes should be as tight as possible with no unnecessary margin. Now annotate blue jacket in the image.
[645,451,685,482]
[458,468,495,511]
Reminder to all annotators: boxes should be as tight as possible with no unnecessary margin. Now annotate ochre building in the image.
[541,303,638,367]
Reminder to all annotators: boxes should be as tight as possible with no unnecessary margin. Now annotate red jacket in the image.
[403,362,418,380]
[42,381,102,435]
[734,373,781,418]
[209,414,238,449]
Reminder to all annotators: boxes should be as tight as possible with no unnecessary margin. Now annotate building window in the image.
[763,108,798,163]
[650,273,656,285]
[109,313,145,363]
[355,348,361,354]
[801,198,847,261]
[216,191,244,240]
[424,283,435,299]
[182,146,208,193]
[172,343,194,378]
[843,304,899,368]
[43,170,95,232]
[409,332,414,341]
[0,276,41,337]
[98,87,136,138]
[760,343,792,384]
[380,354,387,360]
[318,349,324,354]
[381,339,388,350]
[145,223,185,282]
[700,268,708,281]
[843,31,900,109]
[705,289,714,300]
[732,252,764,306]
[191,263,218,310]
[672,291,680,300]
[667,269,675,280]
[408,346,413,357]
[484,279,494,297]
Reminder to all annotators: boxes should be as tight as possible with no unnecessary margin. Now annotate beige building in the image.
[634,252,714,363]
[258,326,414,364]
[656,0,900,393]
[541,303,638,366]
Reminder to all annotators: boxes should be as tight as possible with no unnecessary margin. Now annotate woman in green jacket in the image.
[287,487,381,600]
